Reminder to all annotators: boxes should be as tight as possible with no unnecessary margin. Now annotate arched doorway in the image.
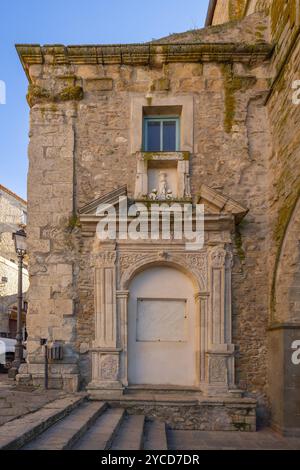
[127,265,196,386]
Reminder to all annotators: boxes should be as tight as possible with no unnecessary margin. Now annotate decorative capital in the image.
[116,290,129,299]
[194,291,209,301]
[96,251,116,267]
[210,246,226,268]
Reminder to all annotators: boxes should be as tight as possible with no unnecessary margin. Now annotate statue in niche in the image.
[166,189,173,200]
[148,188,158,200]
[184,174,191,198]
[158,171,168,200]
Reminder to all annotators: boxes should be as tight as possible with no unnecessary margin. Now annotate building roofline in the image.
[205,0,217,26]
[16,42,272,82]
[0,184,27,206]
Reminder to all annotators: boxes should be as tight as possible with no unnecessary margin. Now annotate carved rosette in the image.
[185,252,207,288]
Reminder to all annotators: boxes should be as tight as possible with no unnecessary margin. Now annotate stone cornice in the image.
[16,43,272,80]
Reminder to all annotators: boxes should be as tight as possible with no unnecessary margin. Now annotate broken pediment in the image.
[197,184,248,223]
[78,186,128,216]
[79,183,248,223]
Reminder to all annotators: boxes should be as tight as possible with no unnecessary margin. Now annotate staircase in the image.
[0,398,168,450]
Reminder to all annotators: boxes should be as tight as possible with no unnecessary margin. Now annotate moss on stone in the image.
[234,226,245,261]
[271,0,297,41]
[271,178,300,316]
[67,215,81,230]
[233,422,251,431]
[255,0,270,15]
[221,64,257,133]
[141,151,190,161]
[153,77,170,91]
[26,84,84,107]
[56,85,83,102]
[26,84,51,107]
[228,0,247,21]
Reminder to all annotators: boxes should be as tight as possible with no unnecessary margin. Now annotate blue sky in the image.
[0,0,209,200]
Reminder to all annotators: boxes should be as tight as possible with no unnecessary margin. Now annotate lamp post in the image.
[9,228,27,378]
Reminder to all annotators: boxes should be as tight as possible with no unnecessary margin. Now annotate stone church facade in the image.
[16,0,300,434]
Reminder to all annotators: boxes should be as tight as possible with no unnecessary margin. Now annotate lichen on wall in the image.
[270,0,297,42]
[221,64,257,133]
[228,0,248,21]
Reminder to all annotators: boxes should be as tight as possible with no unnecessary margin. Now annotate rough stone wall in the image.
[0,189,28,335]
[211,0,248,25]
[0,188,26,260]
[265,1,300,324]
[24,96,81,390]
[0,257,29,334]
[210,0,272,25]
[22,32,274,411]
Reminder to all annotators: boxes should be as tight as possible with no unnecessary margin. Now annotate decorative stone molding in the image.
[185,252,208,287]
[100,354,119,381]
[130,96,194,155]
[16,44,272,82]
[210,247,226,268]
[89,242,235,397]
[88,247,124,396]
[95,251,116,268]
[209,355,228,384]
[204,245,235,394]
[119,250,207,292]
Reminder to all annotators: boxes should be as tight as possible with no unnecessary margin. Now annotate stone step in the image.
[144,419,168,450]
[0,395,85,450]
[110,414,145,450]
[73,408,125,450]
[23,401,106,450]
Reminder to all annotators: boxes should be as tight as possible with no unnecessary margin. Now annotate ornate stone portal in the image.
[79,184,248,399]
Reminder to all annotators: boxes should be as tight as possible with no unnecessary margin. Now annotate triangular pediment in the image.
[78,185,127,215]
[198,184,248,223]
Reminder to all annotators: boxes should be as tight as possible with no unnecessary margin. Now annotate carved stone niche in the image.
[134,151,191,200]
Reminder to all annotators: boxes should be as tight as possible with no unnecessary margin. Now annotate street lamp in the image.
[9,229,27,378]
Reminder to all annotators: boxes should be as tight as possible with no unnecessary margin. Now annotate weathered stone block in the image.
[84,78,113,92]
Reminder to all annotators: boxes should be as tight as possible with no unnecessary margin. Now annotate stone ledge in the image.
[16,43,272,81]
[108,398,256,431]
[88,392,256,431]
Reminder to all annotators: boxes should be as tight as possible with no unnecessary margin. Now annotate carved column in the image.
[116,290,129,387]
[205,246,235,395]
[195,292,209,386]
[88,250,123,397]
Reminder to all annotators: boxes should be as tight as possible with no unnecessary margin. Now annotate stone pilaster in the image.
[88,249,123,397]
[204,246,235,395]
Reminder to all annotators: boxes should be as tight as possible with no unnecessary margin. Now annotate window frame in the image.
[143,116,180,152]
